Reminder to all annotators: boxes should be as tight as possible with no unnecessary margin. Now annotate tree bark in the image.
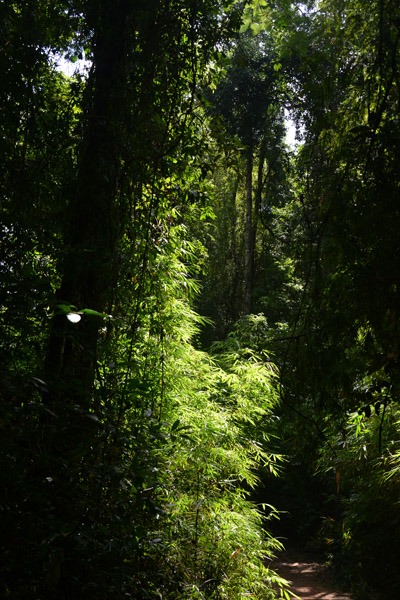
[44,1,132,405]
[254,139,266,247]
[243,150,254,315]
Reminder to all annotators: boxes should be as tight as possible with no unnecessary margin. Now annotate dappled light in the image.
[1,0,399,599]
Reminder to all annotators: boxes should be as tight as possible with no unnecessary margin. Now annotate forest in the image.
[1,0,400,598]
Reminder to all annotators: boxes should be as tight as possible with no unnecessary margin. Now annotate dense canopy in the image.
[1,0,400,598]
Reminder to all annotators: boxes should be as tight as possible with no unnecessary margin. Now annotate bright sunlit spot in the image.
[53,54,91,77]
[67,313,81,323]
[285,118,297,148]
[284,109,304,149]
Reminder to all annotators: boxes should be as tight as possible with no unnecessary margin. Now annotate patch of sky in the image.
[284,109,304,150]
[51,52,91,77]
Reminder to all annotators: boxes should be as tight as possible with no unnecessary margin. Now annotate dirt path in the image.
[271,549,353,600]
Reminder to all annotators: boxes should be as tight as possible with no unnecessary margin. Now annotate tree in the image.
[195,1,400,596]
[206,33,286,316]
[1,2,292,599]
[43,0,239,402]
[256,0,400,595]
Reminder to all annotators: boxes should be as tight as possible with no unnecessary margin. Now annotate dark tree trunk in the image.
[254,140,266,248]
[230,175,242,322]
[243,150,254,315]
[44,1,132,405]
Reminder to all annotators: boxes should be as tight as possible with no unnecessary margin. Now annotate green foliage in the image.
[1,183,289,599]
[147,282,288,598]
[207,34,280,148]
[252,0,400,596]
[316,406,400,597]
[1,1,293,598]
[5,0,400,598]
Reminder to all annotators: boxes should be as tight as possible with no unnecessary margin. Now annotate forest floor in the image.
[270,546,354,600]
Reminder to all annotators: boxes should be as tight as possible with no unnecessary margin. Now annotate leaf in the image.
[250,22,263,36]
[195,498,204,511]
[56,303,77,314]
[79,308,110,318]
[230,547,242,558]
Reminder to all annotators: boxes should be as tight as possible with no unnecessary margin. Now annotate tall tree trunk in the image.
[230,175,241,322]
[243,150,254,315]
[44,1,132,405]
[254,139,266,248]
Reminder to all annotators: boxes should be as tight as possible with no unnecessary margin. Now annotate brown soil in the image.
[271,549,353,600]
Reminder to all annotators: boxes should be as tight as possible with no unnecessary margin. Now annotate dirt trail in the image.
[271,548,353,600]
